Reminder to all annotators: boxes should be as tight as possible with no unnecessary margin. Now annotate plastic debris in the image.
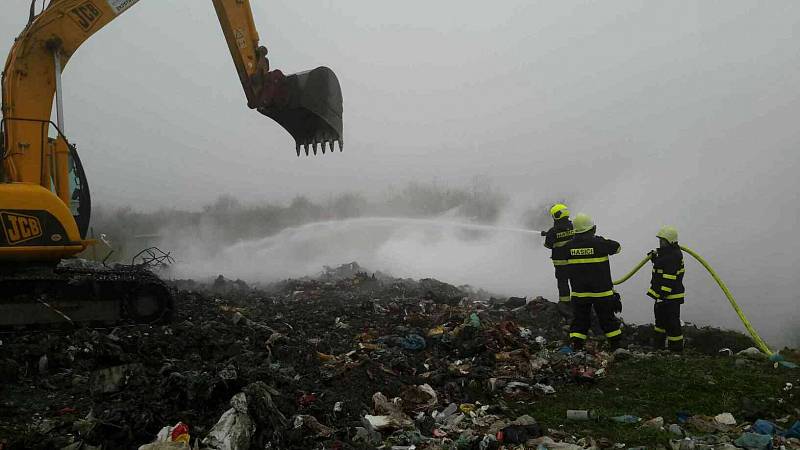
[686,415,731,433]
[403,384,438,411]
[459,403,475,414]
[293,414,334,437]
[364,415,405,431]
[90,364,142,394]
[399,334,427,351]
[734,432,773,449]
[641,416,664,429]
[202,393,255,450]
[785,420,800,439]
[776,360,799,369]
[714,413,737,426]
[613,348,633,360]
[566,410,595,421]
[737,347,766,359]
[752,419,776,435]
[534,383,556,395]
[611,415,641,424]
[137,422,192,450]
[466,312,481,328]
[497,423,543,443]
[528,437,584,450]
[427,325,446,337]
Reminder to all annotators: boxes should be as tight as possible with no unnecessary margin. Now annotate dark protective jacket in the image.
[544,218,574,265]
[647,243,685,303]
[555,232,621,301]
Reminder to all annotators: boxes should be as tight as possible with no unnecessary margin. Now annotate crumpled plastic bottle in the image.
[611,415,641,424]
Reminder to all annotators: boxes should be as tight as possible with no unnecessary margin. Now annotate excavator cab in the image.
[260,66,343,157]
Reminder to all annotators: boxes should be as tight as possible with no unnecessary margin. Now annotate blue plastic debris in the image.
[734,432,772,450]
[558,345,574,355]
[768,353,784,363]
[676,412,691,424]
[466,312,481,328]
[785,420,800,439]
[399,334,426,351]
[752,419,776,435]
[777,360,799,369]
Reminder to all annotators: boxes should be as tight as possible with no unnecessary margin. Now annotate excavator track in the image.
[0,265,174,328]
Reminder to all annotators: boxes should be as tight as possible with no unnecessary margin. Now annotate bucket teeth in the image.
[295,138,342,155]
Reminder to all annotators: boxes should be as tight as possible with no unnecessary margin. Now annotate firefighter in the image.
[647,226,686,352]
[556,213,623,351]
[541,203,575,319]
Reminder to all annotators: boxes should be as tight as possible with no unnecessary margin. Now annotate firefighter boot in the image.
[607,335,624,351]
[667,337,684,353]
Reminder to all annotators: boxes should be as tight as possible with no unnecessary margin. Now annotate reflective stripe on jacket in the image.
[544,218,574,265]
[555,232,621,300]
[647,244,685,303]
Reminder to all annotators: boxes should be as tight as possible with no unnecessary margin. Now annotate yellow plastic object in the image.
[612,245,773,356]
[459,403,476,414]
[427,325,446,337]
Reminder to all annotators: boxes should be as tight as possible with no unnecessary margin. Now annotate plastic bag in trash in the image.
[202,393,255,450]
[734,432,772,449]
[752,419,776,435]
[466,313,481,328]
[497,423,543,443]
[400,334,426,350]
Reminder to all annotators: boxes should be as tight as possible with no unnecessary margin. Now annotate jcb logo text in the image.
[1,212,43,245]
[69,2,102,31]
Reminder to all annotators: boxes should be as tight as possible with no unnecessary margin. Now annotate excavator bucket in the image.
[259,66,344,156]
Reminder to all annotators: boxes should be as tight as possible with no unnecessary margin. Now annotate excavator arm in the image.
[2,0,342,186]
[211,0,343,155]
[1,0,343,253]
[0,0,343,327]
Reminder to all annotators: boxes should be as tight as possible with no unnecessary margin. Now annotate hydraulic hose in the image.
[612,245,773,356]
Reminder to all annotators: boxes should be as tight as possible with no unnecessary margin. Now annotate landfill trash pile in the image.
[0,262,797,449]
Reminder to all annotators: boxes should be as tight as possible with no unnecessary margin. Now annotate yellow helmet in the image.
[550,203,570,220]
[572,213,595,234]
[657,226,678,244]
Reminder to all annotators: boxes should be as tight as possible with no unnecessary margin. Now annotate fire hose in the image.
[611,245,773,356]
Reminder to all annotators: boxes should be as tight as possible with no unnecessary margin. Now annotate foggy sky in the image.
[3,2,800,344]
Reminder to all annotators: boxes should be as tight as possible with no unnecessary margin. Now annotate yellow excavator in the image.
[0,0,344,326]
